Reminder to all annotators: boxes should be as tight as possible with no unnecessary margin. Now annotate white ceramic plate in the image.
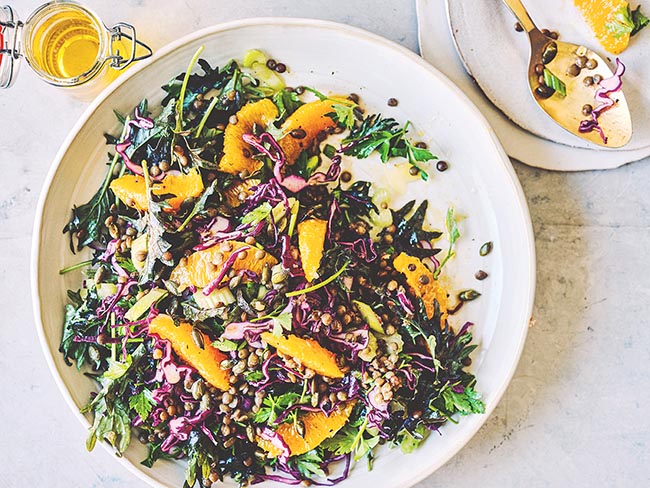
[417,0,650,170]
[31,18,535,488]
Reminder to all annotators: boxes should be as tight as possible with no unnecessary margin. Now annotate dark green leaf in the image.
[62,159,115,252]
[631,5,650,35]
[272,88,304,123]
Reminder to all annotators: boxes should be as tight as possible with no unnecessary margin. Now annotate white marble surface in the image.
[1,1,649,486]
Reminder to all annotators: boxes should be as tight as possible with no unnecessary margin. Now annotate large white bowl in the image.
[31,18,535,488]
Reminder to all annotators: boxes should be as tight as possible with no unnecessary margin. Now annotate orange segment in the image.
[169,241,278,292]
[575,0,630,54]
[261,332,344,378]
[109,168,204,212]
[153,168,204,210]
[258,401,355,457]
[393,252,448,321]
[110,174,149,211]
[220,99,279,175]
[279,99,341,164]
[148,314,230,390]
[297,218,328,282]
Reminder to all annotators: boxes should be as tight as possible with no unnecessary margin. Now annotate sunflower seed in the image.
[296,420,306,437]
[191,327,205,349]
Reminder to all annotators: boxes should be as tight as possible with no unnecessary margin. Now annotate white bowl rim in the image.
[30,16,536,488]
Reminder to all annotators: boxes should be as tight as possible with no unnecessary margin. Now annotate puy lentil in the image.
[436,160,449,172]
[275,62,287,73]
[340,171,352,183]
[387,97,398,107]
[475,270,488,280]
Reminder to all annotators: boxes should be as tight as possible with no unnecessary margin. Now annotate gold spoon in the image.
[503,0,631,147]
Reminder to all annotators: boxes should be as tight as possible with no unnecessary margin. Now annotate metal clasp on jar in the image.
[105,22,152,71]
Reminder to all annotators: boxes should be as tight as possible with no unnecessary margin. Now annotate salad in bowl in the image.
[59,48,485,487]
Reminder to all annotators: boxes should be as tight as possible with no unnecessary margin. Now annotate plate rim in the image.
[30,16,536,488]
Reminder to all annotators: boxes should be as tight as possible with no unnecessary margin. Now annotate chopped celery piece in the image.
[124,288,167,322]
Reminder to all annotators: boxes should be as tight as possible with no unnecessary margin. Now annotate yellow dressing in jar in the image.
[29,8,101,79]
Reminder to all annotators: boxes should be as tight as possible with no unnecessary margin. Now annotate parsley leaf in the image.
[129,388,156,421]
[271,311,293,337]
[341,115,435,180]
[441,384,485,415]
[292,450,327,479]
[253,392,302,424]
[331,103,357,129]
[606,5,650,37]
[400,425,430,454]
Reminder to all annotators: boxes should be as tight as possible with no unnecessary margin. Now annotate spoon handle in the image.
[502,0,538,32]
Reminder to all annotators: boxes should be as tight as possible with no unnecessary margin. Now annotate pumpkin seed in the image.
[229,274,242,289]
[88,345,101,363]
[200,393,211,411]
[191,327,205,349]
[93,267,106,284]
[232,361,247,375]
[163,279,181,295]
[459,289,481,302]
[252,299,267,312]
[271,267,288,284]
[479,241,493,256]
[261,263,271,284]
[191,379,205,400]
[246,424,256,442]
[220,359,235,370]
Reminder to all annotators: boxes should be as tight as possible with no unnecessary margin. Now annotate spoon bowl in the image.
[504,0,631,147]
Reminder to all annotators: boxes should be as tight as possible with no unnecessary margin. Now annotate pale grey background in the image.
[1,1,648,487]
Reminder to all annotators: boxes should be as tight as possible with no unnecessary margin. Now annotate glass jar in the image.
[0,1,151,94]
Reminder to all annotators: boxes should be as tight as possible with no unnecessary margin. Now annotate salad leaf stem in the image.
[176,46,205,132]
[59,260,93,275]
[285,262,349,297]
[195,94,220,138]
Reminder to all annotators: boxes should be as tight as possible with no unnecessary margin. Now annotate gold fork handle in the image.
[502,0,538,32]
